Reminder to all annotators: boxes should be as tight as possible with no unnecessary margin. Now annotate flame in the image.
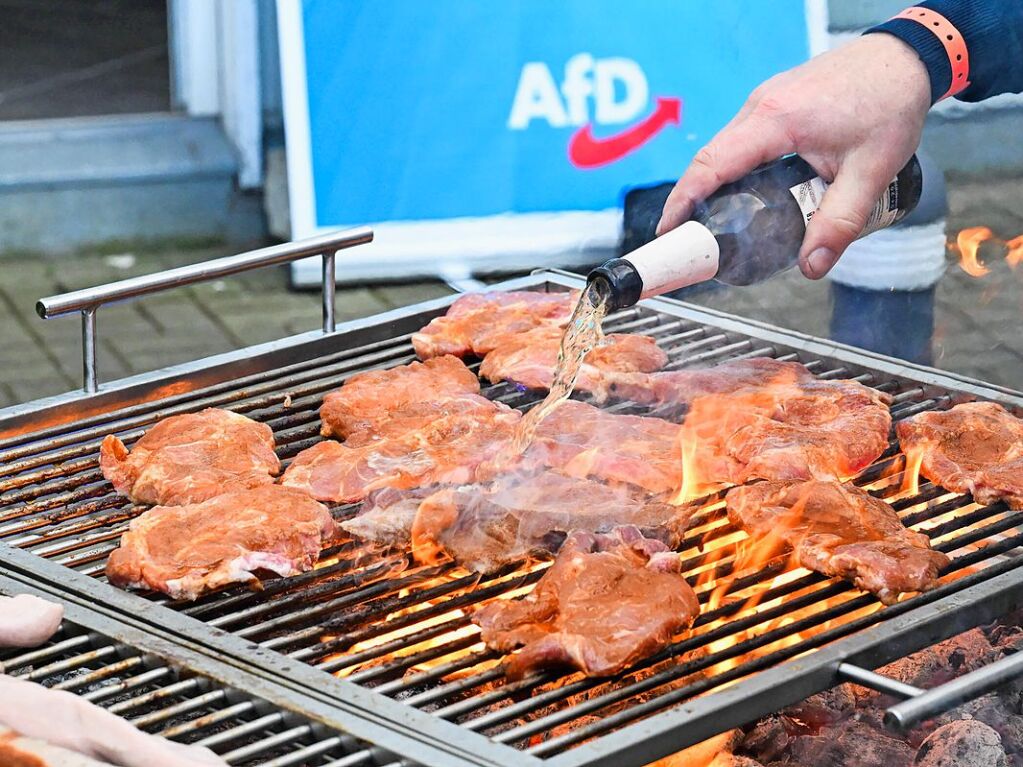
[901,449,924,496]
[1008,235,1023,269]
[672,433,712,505]
[955,227,994,276]
[952,227,1023,275]
[325,564,545,679]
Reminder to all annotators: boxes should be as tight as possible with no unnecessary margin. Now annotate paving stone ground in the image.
[0,239,1020,410]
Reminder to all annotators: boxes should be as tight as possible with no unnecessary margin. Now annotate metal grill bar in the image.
[3,271,1023,767]
[0,603,377,766]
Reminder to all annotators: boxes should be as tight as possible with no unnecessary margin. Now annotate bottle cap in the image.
[626,221,720,299]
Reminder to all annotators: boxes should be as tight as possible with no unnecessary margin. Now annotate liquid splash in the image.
[512,281,610,453]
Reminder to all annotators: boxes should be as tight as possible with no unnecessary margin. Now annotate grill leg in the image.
[322,251,337,333]
[81,308,98,394]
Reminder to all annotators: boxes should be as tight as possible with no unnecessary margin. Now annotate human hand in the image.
[657,33,931,279]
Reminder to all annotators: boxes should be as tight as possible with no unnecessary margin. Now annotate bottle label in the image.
[788,177,901,236]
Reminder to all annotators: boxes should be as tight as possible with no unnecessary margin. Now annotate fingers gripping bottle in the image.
[589,154,923,310]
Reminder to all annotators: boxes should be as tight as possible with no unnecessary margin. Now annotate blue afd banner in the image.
[278,0,819,278]
[276,0,818,282]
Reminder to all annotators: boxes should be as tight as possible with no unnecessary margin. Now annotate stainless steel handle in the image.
[36,227,373,393]
[837,651,1023,731]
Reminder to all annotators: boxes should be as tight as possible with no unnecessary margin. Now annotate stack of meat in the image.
[95,288,1020,682]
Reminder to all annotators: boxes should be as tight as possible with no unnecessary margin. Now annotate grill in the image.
[2,233,1023,767]
[0,571,385,767]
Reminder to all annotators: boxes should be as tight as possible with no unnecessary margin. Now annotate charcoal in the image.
[783,684,857,730]
[914,720,1007,767]
[741,716,796,763]
[855,630,997,706]
[709,756,763,767]
[787,719,913,767]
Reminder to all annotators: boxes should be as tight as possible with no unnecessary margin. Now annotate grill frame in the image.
[0,568,388,767]
[2,269,1023,767]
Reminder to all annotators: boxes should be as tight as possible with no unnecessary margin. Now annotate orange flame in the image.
[901,449,924,497]
[955,227,994,277]
[1008,235,1023,269]
[952,227,1023,275]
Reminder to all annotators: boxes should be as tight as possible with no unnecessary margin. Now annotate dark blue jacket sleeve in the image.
[865,1,1023,104]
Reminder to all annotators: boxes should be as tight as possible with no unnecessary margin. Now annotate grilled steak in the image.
[412,291,576,359]
[341,485,440,547]
[106,486,335,600]
[480,325,667,401]
[896,401,1023,509]
[648,359,893,485]
[605,357,811,406]
[726,480,949,604]
[474,526,699,679]
[484,400,682,494]
[408,473,693,572]
[283,407,520,502]
[319,355,483,441]
[100,408,279,506]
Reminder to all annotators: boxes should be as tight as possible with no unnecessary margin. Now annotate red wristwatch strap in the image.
[894,6,971,100]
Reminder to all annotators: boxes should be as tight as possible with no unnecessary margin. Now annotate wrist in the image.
[856,32,932,111]
[865,13,958,105]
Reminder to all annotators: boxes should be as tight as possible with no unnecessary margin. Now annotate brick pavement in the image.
[0,240,1020,410]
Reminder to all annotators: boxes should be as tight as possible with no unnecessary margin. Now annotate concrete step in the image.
[0,113,264,255]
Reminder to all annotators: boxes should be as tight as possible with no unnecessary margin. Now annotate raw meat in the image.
[340,485,440,547]
[0,676,225,766]
[409,473,692,572]
[319,355,483,441]
[473,526,699,679]
[669,360,892,484]
[105,486,335,600]
[283,407,520,502]
[412,291,576,359]
[100,408,279,506]
[0,594,63,648]
[896,401,1023,509]
[484,400,682,494]
[726,480,949,604]
[479,325,667,401]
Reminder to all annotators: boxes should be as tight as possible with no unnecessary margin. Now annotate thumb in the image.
[798,163,889,279]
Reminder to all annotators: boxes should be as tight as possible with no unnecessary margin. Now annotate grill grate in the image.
[2,273,1023,767]
[0,605,378,766]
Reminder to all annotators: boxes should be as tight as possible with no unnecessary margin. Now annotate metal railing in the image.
[35,227,374,393]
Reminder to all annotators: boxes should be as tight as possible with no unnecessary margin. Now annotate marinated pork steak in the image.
[319,355,484,441]
[479,325,667,401]
[483,400,682,494]
[667,361,892,485]
[726,480,949,604]
[605,357,812,407]
[106,486,335,600]
[473,526,699,679]
[896,401,1023,509]
[408,473,693,572]
[412,290,576,359]
[283,407,520,502]
[100,408,280,506]
[340,485,441,547]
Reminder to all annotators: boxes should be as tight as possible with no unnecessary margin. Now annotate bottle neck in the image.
[589,221,720,309]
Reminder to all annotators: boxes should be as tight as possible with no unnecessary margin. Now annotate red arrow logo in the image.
[567,96,682,169]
